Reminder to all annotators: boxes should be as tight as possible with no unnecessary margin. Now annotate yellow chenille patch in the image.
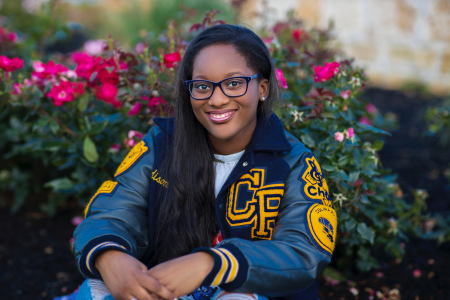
[114,140,149,177]
[300,155,332,206]
[84,181,118,217]
[226,168,285,240]
[306,203,337,254]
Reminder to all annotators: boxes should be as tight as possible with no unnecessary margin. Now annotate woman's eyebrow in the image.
[192,71,247,80]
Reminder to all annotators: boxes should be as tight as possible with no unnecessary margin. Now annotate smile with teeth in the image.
[208,110,235,123]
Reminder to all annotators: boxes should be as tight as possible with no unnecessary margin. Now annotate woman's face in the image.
[190,44,268,155]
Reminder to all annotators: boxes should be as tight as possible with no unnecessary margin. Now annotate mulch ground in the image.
[0,87,449,299]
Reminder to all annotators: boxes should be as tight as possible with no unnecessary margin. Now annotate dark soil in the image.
[1,88,449,299]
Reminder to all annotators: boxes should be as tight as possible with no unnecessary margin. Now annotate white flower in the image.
[333,193,347,207]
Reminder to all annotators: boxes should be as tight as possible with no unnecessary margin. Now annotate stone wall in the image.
[234,0,450,95]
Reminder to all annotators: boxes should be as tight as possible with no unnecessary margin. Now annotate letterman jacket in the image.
[73,113,337,299]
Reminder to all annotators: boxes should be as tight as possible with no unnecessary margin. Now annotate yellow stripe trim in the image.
[84,181,118,217]
[86,242,126,273]
[218,248,239,283]
[210,248,229,286]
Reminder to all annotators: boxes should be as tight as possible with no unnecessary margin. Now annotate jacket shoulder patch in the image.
[84,181,118,217]
[306,203,337,255]
[115,140,149,177]
[298,153,331,206]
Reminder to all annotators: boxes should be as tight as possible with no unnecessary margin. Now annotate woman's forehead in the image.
[192,44,254,79]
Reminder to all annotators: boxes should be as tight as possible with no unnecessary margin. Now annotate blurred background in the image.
[0,0,449,299]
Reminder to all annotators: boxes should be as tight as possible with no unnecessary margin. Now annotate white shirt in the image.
[214,150,245,197]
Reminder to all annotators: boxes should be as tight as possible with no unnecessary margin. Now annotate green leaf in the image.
[357,223,375,244]
[32,117,50,132]
[372,140,384,151]
[349,171,360,183]
[322,164,338,172]
[83,136,99,163]
[300,134,316,148]
[49,120,60,134]
[361,124,390,135]
[44,177,74,191]
[78,94,89,112]
[338,155,349,167]
[344,218,357,231]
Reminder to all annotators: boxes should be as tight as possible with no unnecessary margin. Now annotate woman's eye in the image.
[194,83,210,90]
[226,80,244,88]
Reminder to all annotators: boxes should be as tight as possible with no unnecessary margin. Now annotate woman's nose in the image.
[208,86,230,107]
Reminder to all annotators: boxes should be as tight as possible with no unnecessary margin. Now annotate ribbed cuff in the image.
[79,235,131,279]
[192,243,248,290]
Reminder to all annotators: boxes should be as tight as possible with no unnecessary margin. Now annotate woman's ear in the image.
[259,78,269,101]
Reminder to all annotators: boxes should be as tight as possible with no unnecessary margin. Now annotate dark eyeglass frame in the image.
[184,73,262,100]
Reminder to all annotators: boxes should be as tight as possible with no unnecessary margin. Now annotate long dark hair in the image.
[153,24,281,263]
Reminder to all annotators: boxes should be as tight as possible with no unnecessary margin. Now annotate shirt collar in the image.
[153,113,291,152]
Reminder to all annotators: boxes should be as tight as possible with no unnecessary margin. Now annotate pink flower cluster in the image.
[335,127,355,142]
[27,59,86,106]
[46,80,85,106]
[163,52,181,68]
[0,27,17,44]
[276,69,288,89]
[313,61,340,82]
[0,55,23,73]
[73,52,128,108]
[292,28,309,43]
[128,96,167,116]
[124,130,144,148]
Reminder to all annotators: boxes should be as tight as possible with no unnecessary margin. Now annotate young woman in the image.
[74,24,337,300]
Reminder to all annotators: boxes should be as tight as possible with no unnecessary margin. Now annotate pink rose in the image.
[109,144,120,153]
[135,42,146,55]
[128,102,142,116]
[340,90,350,99]
[11,83,24,95]
[0,56,24,72]
[163,52,182,68]
[313,61,340,82]
[366,103,377,114]
[96,83,118,103]
[73,52,102,81]
[46,80,75,106]
[128,130,143,140]
[347,127,354,138]
[97,68,120,85]
[292,29,302,43]
[275,69,288,89]
[71,216,84,226]
[147,96,166,108]
[83,40,106,56]
[359,116,372,126]
[335,131,344,142]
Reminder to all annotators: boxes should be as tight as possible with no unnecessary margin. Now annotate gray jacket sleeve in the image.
[73,127,159,278]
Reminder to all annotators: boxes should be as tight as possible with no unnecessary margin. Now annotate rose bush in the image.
[0,8,443,275]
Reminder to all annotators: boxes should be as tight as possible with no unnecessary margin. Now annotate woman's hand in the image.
[95,250,175,300]
[148,252,215,297]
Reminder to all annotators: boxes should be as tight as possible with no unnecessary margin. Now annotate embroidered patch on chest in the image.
[114,140,149,177]
[298,153,331,206]
[84,180,118,217]
[306,203,337,254]
[226,168,285,240]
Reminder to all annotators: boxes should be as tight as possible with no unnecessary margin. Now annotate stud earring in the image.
[261,96,266,101]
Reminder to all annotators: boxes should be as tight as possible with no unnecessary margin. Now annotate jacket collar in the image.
[153,113,291,152]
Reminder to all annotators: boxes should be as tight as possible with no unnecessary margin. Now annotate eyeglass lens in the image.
[189,77,248,99]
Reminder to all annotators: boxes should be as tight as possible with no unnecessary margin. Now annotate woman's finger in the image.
[138,274,175,300]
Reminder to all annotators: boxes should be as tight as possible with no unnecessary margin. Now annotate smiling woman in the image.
[73,24,337,300]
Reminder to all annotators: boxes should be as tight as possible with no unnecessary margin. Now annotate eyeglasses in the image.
[184,74,261,100]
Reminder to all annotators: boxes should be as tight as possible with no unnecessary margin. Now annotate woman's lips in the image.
[207,110,236,123]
